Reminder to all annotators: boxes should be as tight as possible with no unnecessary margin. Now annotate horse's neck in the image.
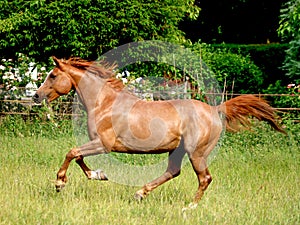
[75,75,107,112]
[73,73,141,115]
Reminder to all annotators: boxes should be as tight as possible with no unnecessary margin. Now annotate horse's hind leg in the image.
[183,135,220,211]
[186,156,212,209]
[135,146,186,200]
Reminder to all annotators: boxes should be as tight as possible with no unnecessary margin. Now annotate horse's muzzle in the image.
[32,93,46,104]
[32,93,40,103]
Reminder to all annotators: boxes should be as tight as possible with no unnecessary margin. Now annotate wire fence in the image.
[1,92,299,121]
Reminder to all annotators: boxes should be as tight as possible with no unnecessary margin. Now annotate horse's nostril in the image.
[33,93,38,99]
[32,93,40,103]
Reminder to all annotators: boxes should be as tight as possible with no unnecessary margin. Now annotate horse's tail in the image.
[216,95,286,134]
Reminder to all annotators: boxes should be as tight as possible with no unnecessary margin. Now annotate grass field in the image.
[0,119,299,225]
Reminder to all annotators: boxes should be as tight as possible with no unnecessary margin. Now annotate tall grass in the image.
[0,117,299,224]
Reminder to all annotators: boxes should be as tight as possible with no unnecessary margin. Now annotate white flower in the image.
[122,70,130,77]
[1,59,6,62]
[2,75,8,80]
[40,67,46,71]
[287,84,295,88]
[5,72,14,80]
[116,73,122,79]
[135,77,143,83]
[8,59,13,62]
[11,86,17,91]
[14,68,19,74]
[121,78,128,84]
[0,65,5,70]
[142,93,153,101]
[25,71,30,77]
[29,62,35,67]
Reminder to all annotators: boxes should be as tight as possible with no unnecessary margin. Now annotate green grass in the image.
[0,121,299,225]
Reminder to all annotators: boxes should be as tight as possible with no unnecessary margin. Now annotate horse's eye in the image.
[50,73,56,79]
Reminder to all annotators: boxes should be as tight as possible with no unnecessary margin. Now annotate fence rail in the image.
[1,93,299,119]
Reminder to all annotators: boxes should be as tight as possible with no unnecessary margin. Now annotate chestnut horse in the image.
[33,56,285,209]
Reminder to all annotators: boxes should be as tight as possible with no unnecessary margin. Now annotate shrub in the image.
[263,80,300,109]
[0,53,74,117]
[191,43,264,94]
[281,39,300,82]
[211,43,290,88]
[0,114,73,137]
[0,0,200,61]
[0,53,48,97]
[278,0,300,82]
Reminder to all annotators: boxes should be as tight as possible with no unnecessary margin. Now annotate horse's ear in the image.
[52,56,62,67]
[52,56,67,71]
[52,55,59,66]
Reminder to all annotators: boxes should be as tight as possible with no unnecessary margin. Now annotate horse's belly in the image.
[108,99,183,153]
[112,132,181,153]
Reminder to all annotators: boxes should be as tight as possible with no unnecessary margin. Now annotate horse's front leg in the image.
[55,139,108,192]
[75,156,108,181]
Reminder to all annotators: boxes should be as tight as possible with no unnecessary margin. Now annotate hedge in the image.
[211,43,290,88]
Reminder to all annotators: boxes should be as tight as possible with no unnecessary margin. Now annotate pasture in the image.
[0,118,299,225]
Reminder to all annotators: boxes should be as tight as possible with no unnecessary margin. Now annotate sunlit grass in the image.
[0,122,299,224]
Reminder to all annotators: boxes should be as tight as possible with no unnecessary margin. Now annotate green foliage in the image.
[278,0,300,41]
[0,53,48,115]
[0,0,200,61]
[0,53,76,118]
[191,43,264,94]
[0,53,49,94]
[263,80,300,119]
[0,114,73,138]
[211,44,290,87]
[278,0,300,81]
[282,39,300,81]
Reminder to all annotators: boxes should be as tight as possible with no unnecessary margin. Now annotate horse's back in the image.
[128,98,222,137]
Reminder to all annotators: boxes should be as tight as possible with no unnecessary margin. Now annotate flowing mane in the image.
[63,57,124,91]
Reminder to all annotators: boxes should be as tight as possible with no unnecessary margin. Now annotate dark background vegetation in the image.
[181,0,284,44]
[0,0,299,108]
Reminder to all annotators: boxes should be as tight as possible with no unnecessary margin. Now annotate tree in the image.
[278,0,300,81]
[0,0,200,62]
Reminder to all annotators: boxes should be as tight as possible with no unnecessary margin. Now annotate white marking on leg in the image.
[90,170,98,179]
[90,169,107,180]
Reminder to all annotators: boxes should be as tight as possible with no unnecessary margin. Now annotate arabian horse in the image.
[33,56,285,209]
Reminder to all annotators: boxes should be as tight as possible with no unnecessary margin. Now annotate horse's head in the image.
[33,56,73,103]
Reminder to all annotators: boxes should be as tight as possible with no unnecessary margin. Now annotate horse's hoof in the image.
[134,192,144,202]
[55,180,65,192]
[91,169,108,180]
